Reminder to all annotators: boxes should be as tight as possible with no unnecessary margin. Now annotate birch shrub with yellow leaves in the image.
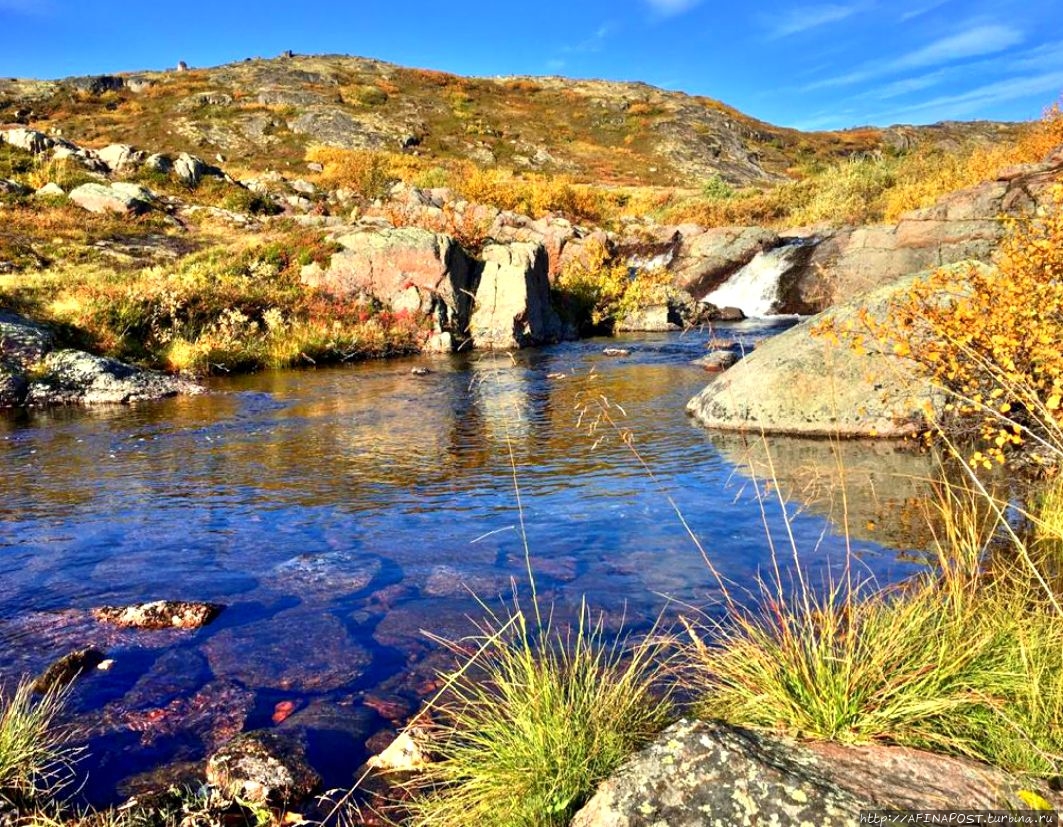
[840,184,1063,468]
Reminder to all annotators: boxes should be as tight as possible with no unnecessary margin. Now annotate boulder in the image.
[34,182,65,198]
[205,731,320,807]
[308,226,473,337]
[572,719,1060,826]
[92,600,223,630]
[68,182,150,215]
[144,153,172,173]
[783,148,1063,311]
[469,242,562,349]
[32,647,106,693]
[96,143,144,171]
[0,127,53,154]
[173,152,207,186]
[686,269,953,437]
[110,181,155,204]
[692,350,739,372]
[25,349,200,406]
[0,178,31,196]
[670,226,778,300]
[615,304,678,332]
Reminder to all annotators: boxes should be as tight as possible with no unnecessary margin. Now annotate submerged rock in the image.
[92,600,224,630]
[205,730,320,807]
[33,647,106,693]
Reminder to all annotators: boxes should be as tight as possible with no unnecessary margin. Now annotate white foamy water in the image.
[703,240,810,317]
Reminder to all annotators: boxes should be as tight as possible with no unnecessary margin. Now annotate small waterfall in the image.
[702,238,813,318]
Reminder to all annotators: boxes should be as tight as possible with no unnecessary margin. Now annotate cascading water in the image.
[703,238,815,318]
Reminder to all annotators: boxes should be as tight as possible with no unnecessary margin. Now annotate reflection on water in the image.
[0,324,937,801]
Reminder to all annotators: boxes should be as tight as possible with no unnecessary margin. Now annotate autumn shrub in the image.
[553,239,676,331]
[884,102,1063,221]
[829,184,1063,468]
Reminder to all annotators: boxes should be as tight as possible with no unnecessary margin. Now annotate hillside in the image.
[0,53,1022,187]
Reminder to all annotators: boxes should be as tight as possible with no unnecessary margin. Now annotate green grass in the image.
[400,602,672,827]
[0,678,74,807]
[683,472,1063,779]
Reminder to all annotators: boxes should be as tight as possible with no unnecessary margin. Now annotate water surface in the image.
[0,323,932,801]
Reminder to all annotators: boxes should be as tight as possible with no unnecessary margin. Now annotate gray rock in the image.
[178,91,234,110]
[34,182,65,198]
[205,730,320,807]
[110,181,155,204]
[173,152,207,186]
[0,127,54,154]
[692,350,739,372]
[68,182,150,215]
[143,153,172,173]
[96,143,145,171]
[686,269,959,437]
[0,178,31,196]
[0,365,28,406]
[572,719,1060,826]
[469,242,562,349]
[26,349,200,406]
[615,304,678,332]
[289,178,316,195]
[0,309,56,363]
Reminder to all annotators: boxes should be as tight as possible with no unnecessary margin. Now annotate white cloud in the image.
[899,0,951,22]
[872,69,1063,122]
[803,23,1024,90]
[643,0,702,18]
[765,4,865,39]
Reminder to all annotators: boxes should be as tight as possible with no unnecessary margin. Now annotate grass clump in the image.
[0,678,74,807]
[685,476,1063,778]
[401,603,672,827]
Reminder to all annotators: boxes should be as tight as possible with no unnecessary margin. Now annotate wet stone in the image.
[92,600,224,630]
[270,552,382,602]
[33,647,106,693]
[206,730,321,807]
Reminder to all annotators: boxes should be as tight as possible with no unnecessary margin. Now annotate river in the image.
[0,323,935,802]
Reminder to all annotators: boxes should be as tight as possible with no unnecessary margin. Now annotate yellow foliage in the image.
[836,183,1063,466]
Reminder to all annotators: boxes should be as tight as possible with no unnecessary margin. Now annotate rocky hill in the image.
[0,53,1021,187]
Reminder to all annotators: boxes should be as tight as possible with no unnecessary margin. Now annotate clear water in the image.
[0,323,933,802]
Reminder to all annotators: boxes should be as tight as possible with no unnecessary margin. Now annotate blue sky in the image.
[1,0,1060,131]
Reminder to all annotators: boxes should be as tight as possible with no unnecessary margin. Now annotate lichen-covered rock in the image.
[96,143,145,171]
[32,647,106,693]
[68,182,150,215]
[469,242,562,349]
[26,349,200,406]
[572,719,1062,826]
[92,600,224,630]
[571,719,864,827]
[0,127,53,154]
[686,269,958,437]
[205,730,320,807]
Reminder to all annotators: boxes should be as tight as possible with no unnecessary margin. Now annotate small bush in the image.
[0,678,74,806]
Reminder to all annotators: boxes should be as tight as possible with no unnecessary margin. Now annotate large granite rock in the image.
[96,143,145,172]
[0,127,53,154]
[686,270,952,437]
[572,719,1060,826]
[781,147,1063,311]
[469,241,562,349]
[25,350,198,406]
[670,226,779,300]
[306,226,473,341]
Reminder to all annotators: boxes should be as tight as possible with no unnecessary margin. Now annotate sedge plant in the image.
[0,677,75,808]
